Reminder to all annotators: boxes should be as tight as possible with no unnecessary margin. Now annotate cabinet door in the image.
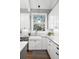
[48,42,52,57]
[47,39,50,54]
[34,40,41,50]
[51,42,59,59]
[41,37,47,50]
[29,40,41,50]
[48,15,54,29]
[47,40,54,59]
[50,44,56,59]
[20,13,30,29]
[47,39,59,59]
[29,40,35,50]
[49,42,55,59]
[20,0,29,9]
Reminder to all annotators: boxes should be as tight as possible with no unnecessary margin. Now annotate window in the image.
[33,15,45,31]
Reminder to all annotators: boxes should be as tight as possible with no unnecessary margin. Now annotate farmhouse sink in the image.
[29,36,42,40]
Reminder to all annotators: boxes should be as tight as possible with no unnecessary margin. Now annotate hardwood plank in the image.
[26,50,50,59]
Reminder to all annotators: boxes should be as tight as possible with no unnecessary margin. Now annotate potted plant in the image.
[47,32,54,36]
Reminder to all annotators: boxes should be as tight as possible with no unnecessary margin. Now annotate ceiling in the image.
[20,0,58,9]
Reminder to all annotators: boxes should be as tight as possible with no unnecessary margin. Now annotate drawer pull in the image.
[56,47,59,50]
[56,52,59,55]
[49,41,51,42]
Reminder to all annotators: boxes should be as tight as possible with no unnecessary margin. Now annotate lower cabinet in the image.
[29,36,47,50]
[29,36,59,59]
[47,39,59,59]
[29,39,41,50]
[41,37,47,50]
[20,44,27,59]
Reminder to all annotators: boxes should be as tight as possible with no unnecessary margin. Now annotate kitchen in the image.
[20,0,59,59]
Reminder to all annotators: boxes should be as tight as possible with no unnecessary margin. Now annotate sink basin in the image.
[29,36,41,40]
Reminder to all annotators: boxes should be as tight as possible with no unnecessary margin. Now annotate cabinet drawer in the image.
[52,43,59,59]
[47,39,59,59]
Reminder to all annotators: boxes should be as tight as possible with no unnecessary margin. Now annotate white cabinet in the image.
[29,39,41,50]
[51,41,59,59]
[48,15,54,29]
[29,36,48,50]
[48,15,59,29]
[47,40,54,59]
[20,0,29,9]
[20,13,30,29]
[41,37,47,50]
[47,39,59,59]
[48,2,59,29]
[29,36,42,50]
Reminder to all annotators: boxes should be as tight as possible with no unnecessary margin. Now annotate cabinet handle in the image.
[56,47,59,50]
[49,41,52,43]
[56,52,59,55]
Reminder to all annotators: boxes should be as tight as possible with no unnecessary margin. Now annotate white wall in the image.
[48,2,59,29]
[20,13,30,30]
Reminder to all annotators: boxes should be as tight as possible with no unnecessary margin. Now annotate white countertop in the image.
[20,41,28,51]
[29,36,42,40]
[29,29,59,45]
[41,30,59,45]
[30,34,59,45]
[47,35,59,45]
[38,33,59,45]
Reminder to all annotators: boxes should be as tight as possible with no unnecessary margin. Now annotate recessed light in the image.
[38,5,40,8]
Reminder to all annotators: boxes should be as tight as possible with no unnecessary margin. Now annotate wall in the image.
[20,13,30,30]
[48,2,59,29]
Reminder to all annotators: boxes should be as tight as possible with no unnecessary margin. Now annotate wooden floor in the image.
[26,50,50,59]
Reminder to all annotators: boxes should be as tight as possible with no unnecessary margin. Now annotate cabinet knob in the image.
[56,47,59,50]
[49,41,52,43]
[56,52,59,55]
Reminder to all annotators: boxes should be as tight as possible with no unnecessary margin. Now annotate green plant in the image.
[48,32,54,36]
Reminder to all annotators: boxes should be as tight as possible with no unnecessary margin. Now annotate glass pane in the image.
[33,15,45,23]
[33,15,45,31]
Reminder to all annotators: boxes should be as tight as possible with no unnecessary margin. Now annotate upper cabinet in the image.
[20,0,58,9]
[49,2,59,16]
[48,2,59,29]
[20,0,29,9]
[20,13,30,29]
